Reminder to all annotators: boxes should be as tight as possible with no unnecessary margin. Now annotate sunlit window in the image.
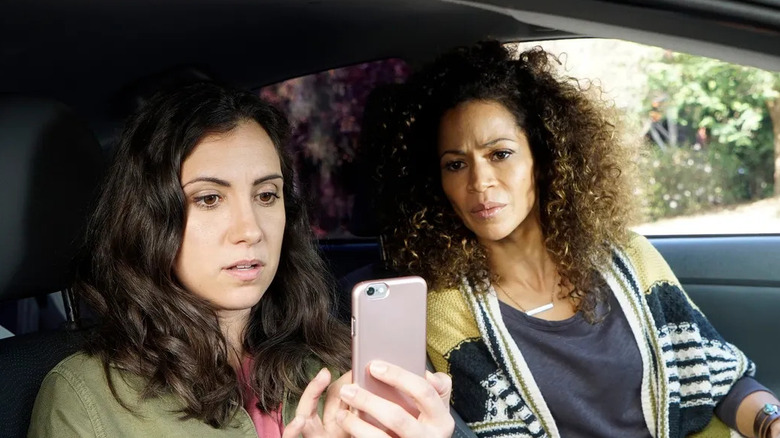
[514,39,780,235]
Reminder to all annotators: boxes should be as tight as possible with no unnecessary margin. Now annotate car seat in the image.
[0,95,104,438]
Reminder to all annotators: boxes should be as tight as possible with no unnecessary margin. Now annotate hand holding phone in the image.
[351,276,427,432]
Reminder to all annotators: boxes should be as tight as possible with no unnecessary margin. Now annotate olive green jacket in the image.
[28,352,331,438]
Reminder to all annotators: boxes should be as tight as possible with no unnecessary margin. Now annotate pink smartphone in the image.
[351,275,427,431]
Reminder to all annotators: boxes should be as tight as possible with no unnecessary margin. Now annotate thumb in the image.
[426,371,452,403]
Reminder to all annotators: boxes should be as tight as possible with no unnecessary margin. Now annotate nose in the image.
[227,201,263,245]
[467,161,494,193]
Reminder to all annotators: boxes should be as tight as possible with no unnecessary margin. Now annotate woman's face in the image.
[175,120,285,318]
[438,100,537,243]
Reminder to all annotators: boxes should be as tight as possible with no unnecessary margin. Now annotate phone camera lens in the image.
[367,287,375,296]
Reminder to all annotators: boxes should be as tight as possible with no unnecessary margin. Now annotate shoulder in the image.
[33,353,256,437]
[38,352,145,415]
[427,287,477,334]
[621,231,661,262]
[49,351,104,376]
[29,352,108,437]
[43,352,137,395]
[616,232,680,293]
[40,352,106,397]
[427,287,468,315]
[426,287,481,372]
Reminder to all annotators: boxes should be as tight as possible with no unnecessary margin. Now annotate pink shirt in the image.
[241,358,284,438]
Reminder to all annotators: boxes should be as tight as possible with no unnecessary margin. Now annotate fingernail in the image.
[317,368,328,378]
[336,410,347,423]
[340,384,357,399]
[370,361,387,375]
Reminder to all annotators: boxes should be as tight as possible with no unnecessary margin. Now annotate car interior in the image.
[2,1,780,437]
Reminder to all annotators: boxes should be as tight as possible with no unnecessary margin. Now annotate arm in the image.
[735,391,780,438]
[628,235,769,435]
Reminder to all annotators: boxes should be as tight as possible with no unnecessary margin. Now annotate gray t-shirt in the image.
[499,288,762,436]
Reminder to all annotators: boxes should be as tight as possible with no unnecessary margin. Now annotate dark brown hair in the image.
[78,82,350,426]
[376,41,639,320]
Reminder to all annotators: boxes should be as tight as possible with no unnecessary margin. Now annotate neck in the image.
[481,211,555,291]
[217,309,250,368]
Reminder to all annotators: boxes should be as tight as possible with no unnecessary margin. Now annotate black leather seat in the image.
[0,96,104,438]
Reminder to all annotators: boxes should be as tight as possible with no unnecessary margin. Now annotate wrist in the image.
[754,403,780,438]
[771,420,780,438]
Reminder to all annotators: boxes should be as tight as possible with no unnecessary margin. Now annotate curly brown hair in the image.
[375,41,640,320]
[79,82,350,426]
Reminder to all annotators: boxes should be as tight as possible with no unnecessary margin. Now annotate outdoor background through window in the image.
[260,59,410,239]
[515,39,779,235]
[263,42,780,237]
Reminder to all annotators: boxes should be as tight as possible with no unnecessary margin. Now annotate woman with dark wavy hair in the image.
[377,41,780,438]
[28,82,454,438]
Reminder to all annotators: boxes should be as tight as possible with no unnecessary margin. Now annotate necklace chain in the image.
[494,274,558,316]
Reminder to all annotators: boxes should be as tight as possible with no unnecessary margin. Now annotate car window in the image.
[514,39,780,236]
[259,59,411,239]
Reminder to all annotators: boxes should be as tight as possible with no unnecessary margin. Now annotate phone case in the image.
[351,275,427,432]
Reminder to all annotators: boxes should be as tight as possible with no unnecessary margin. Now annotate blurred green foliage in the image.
[640,51,779,219]
[639,146,744,220]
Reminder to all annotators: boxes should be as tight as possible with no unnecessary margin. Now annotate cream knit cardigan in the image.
[427,234,754,438]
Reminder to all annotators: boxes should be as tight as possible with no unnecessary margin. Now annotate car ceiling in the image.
[2,0,780,135]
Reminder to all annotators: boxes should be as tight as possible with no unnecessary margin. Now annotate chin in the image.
[479,234,510,244]
[216,299,263,313]
[219,290,267,310]
[468,222,512,242]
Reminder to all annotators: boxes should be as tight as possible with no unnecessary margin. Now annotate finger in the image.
[291,368,331,436]
[296,368,331,418]
[425,371,452,406]
[281,416,304,438]
[339,383,421,437]
[324,371,351,419]
[367,361,450,418]
[322,371,351,437]
[335,407,393,438]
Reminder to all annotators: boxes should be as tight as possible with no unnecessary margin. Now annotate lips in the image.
[470,202,506,219]
[223,259,264,281]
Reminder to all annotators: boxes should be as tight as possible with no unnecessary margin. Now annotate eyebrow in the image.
[439,137,516,159]
[182,173,283,189]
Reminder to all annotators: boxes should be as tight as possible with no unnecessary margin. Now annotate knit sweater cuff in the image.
[714,376,773,431]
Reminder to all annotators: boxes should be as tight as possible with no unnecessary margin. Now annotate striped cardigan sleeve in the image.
[622,234,754,437]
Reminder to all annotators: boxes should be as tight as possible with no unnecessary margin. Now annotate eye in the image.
[443,160,466,172]
[492,150,514,161]
[193,194,221,209]
[256,192,281,205]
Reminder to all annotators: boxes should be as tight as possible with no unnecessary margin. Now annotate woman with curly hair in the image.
[28,82,454,438]
[376,41,780,438]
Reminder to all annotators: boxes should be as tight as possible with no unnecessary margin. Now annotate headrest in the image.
[0,96,104,302]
